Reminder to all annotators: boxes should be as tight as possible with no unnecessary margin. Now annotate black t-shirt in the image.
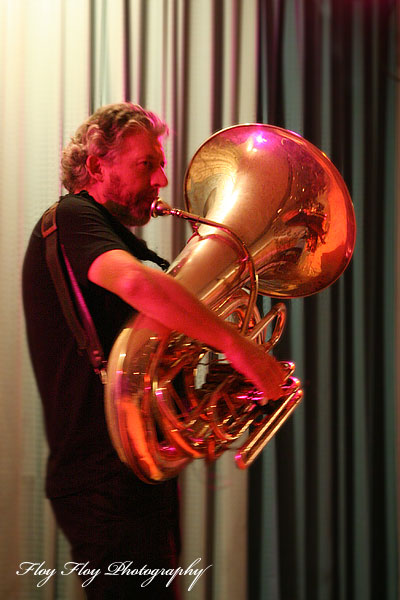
[22,192,177,509]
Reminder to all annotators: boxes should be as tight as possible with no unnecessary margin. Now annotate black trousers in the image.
[50,477,181,600]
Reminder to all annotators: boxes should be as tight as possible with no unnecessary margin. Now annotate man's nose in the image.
[152,167,168,188]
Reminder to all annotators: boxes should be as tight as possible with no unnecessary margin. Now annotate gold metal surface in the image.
[104,124,355,483]
[184,124,355,298]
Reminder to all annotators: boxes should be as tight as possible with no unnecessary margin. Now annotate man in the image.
[22,103,284,599]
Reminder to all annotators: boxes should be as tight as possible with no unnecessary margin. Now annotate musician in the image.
[22,103,285,599]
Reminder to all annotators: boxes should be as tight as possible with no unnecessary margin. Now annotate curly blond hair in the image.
[61,103,168,192]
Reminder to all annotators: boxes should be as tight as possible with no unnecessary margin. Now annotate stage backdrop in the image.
[0,1,397,599]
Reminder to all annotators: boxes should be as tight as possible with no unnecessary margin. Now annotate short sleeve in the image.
[56,195,130,286]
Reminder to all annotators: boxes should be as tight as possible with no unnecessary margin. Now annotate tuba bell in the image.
[104,124,356,484]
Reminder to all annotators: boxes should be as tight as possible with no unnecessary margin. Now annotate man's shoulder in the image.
[56,192,113,232]
[57,192,100,215]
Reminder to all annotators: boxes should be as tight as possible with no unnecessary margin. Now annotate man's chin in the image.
[127,215,151,228]
[125,209,152,227]
[103,202,151,227]
[116,215,150,228]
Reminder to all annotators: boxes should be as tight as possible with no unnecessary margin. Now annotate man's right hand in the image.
[223,333,286,404]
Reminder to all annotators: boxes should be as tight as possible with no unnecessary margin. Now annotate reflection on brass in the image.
[105,124,356,483]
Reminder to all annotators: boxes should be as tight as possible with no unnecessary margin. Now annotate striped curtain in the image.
[0,1,397,599]
[249,1,398,600]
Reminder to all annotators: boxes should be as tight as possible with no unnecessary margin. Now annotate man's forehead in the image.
[122,130,165,159]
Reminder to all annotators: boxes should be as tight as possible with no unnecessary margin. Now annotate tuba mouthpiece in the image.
[151,198,172,218]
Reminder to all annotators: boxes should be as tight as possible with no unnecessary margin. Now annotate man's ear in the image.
[86,155,104,182]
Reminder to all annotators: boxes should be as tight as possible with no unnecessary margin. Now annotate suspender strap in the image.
[41,202,107,383]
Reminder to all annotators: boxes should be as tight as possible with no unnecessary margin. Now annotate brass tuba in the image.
[105,124,356,484]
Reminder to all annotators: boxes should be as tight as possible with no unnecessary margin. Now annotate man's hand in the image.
[223,333,286,404]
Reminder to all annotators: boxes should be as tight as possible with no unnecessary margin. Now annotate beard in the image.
[102,173,154,227]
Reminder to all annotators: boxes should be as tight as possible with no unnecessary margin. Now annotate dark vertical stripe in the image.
[303,0,322,144]
[276,421,298,599]
[362,2,378,594]
[361,2,386,597]
[382,4,398,596]
[363,2,393,596]
[273,301,299,600]
[170,0,180,215]
[139,0,147,105]
[257,0,285,125]
[232,0,240,124]
[123,0,131,101]
[266,0,285,125]
[212,0,224,131]
[257,0,268,122]
[302,4,323,598]
[173,0,191,257]
[303,296,319,600]
[248,458,263,600]
[330,1,355,598]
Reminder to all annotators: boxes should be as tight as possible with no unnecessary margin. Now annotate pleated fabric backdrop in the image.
[249,2,398,600]
[0,1,397,599]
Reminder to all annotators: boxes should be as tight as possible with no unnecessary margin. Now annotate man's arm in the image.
[88,249,285,400]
